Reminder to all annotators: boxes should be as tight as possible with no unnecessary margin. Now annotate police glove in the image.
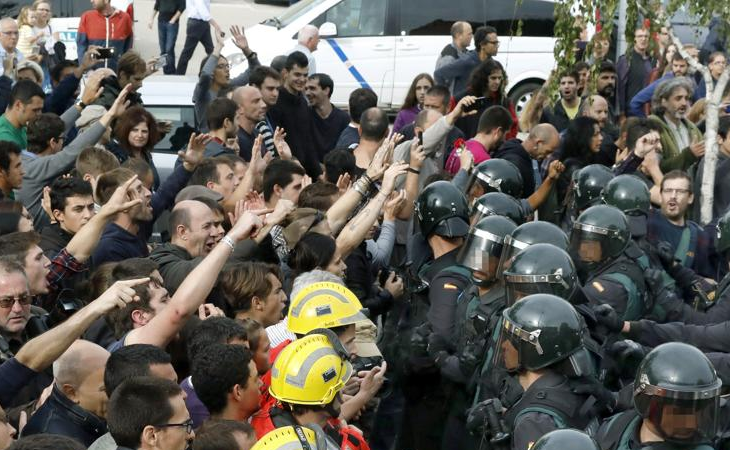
[592,304,623,333]
[410,322,431,356]
[655,241,677,270]
[609,339,648,362]
[571,377,617,414]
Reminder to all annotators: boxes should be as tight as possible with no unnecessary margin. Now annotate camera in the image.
[351,355,392,397]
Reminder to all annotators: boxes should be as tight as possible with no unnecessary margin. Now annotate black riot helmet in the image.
[502,243,579,306]
[457,215,517,287]
[569,205,630,278]
[572,164,613,212]
[465,158,524,201]
[497,221,570,274]
[531,429,600,450]
[470,192,525,225]
[634,342,721,445]
[602,174,651,237]
[496,293,584,372]
[415,181,470,238]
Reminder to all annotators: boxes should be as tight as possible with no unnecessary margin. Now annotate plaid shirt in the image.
[36,248,88,311]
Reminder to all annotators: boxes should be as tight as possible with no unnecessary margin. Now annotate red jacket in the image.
[76,8,133,69]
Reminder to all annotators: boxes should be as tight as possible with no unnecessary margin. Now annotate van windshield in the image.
[262,0,327,28]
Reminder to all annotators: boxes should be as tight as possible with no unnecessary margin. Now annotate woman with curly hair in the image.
[111,106,162,190]
[456,59,518,140]
[392,73,434,134]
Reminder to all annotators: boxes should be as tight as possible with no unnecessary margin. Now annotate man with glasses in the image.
[0,17,24,79]
[434,25,499,98]
[647,170,715,279]
[107,377,193,450]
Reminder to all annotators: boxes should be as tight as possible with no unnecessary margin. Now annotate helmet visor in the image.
[504,276,569,307]
[635,394,719,444]
[457,228,505,282]
[569,226,609,266]
[496,235,530,275]
[492,317,521,372]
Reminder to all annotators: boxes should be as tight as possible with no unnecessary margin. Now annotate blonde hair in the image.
[17,7,33,28]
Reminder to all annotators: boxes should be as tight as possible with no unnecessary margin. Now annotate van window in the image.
[484,0,554,37]
[399,0,485,35]
[311,0,387,37]
[1,0,90,19]
[274,0,327,28]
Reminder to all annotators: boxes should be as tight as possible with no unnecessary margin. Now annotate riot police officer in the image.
[493,294,601,450]
[559,164,614,233]
[471,192,525,226]
[570,205,647,321]
[596,342,721,450]
[434,215,516,450]
[400,180,472,450]
[502,243,579,306]
[465,159,524,204]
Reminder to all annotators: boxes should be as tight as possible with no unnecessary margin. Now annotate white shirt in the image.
[185,0,211,21]
[287,44,316,74]
[0,47,24,78]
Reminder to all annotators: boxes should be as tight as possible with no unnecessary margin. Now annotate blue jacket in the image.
[628,72,703,118]
[92,164,191,266]
[22,385,106,447]
[434,51,481,97]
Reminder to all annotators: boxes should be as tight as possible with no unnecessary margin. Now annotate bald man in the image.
[581,95,609,130]
[581,94,620,165]
[493,123,560,196]
[22,340,110,446]
[0,18,23,78]
[233,86,267,161]
[435,21,473,73]
[288,24,319,74]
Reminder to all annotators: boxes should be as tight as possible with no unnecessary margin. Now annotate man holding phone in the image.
[76,0,133,70]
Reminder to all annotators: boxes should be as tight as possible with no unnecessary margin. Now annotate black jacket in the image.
[268,87,321,178]
[39,224,73,260]
[22,385,106,447]
[492,139,537,197]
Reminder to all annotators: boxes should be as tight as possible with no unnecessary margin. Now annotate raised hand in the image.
[380,162,409,194]
[91,278,151,314]
[273,127,293,160]
[179,133,213,170]
[230,25,250,52]
[98,175,143,218]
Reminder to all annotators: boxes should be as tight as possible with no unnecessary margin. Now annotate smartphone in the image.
[464,96,487,112]
[417,131,423,146]
[96,47,115,59]
[725,104,730,114]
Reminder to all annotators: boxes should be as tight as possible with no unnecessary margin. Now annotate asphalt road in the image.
[132,0,286,75]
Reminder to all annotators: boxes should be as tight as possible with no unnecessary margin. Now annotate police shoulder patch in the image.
[591,281,605,293]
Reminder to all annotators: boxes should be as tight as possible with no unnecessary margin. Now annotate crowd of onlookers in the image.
[0,0,730,449]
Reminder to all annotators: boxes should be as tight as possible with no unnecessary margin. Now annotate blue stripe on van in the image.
[325,39,371,89]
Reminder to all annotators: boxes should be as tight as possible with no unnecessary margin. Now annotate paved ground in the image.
[132,0,286,75]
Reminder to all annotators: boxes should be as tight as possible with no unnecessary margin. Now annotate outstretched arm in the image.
[126,210,266,347]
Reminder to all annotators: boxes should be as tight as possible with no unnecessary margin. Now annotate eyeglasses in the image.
[36,8,50,12]
[0,294,33,309]
[662,188,690,196]
[487,40,500,45]
[156,419,194,434]
[0,31,19,37]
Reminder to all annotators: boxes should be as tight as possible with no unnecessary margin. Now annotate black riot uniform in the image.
[398,180,472,450]
[531,429,601,450]
[433,215,516,450]
[596,342,721,450]
[570,205,648,321]
[492,294,602,450]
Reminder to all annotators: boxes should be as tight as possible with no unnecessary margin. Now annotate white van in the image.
[222,0,557,114]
